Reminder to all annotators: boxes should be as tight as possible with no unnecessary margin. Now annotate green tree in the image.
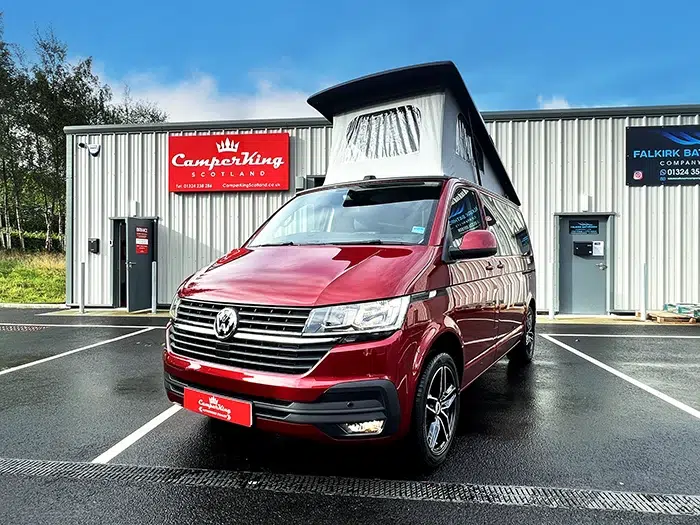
[0,14,28,250]
[0,13,168,253]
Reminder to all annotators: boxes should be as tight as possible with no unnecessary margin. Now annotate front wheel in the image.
[410,352,461,469]
[508,306,535,365]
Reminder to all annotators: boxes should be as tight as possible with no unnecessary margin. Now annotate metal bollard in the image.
[548,253,555,319]
[79,262,86,314]
[640,262,648,322]
[151,261,158,314]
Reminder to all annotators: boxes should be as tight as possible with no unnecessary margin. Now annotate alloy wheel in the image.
[424,365,458,455]
[525,309,535,358]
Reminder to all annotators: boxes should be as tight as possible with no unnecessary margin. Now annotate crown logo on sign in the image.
[209,396,219,405]
[216,138,240,153]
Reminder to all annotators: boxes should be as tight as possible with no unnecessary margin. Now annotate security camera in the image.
[78,142,101,157]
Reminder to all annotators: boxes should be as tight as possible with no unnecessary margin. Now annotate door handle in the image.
[596,262,608,270]
[127,261,136,269]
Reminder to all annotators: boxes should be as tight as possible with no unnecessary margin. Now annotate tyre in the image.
[508,306,535,365]
[410,352,461,469]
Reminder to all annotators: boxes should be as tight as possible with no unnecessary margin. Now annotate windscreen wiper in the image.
[256,241,296,246]
[329,240,410,245]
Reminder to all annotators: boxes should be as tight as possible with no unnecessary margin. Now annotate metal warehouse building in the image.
[63,103,700,316]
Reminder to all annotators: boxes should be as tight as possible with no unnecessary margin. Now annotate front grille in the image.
[170,298,333,375]
[177,299,310,335]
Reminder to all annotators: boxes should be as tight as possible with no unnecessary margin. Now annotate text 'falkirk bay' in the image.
[632,148,700,158]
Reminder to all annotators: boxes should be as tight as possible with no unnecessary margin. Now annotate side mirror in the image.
[450,230,498,260]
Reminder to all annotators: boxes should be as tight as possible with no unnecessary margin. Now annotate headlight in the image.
[169,293,182,319]
[302,296,410,335]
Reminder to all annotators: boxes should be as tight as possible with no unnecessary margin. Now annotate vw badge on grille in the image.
[214,307,239,340]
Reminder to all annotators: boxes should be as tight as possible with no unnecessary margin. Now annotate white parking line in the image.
[541,334,700,421]
[91,404,182,464]
[544,333,700,339]
[0,322,166,329]
[0,327,157,376]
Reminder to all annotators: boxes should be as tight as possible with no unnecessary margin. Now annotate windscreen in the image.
[248,182,443,246]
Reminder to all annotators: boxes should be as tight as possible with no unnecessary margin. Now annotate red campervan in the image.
[163,176,536,468]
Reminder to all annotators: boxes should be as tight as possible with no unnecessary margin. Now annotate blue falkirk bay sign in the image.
[626,125,700,186]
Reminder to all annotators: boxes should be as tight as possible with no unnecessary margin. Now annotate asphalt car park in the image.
[0,308,698,524]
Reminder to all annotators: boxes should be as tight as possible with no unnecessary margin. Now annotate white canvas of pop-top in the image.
[307,63,515,203]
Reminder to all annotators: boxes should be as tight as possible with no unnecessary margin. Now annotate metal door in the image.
[126,218,154,312]
[558,216,608,314]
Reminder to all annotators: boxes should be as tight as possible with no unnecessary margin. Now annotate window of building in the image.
[345,105,421,162]
[447,187,484,248]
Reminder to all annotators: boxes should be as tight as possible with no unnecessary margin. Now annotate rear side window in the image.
[479,193,525,256]
[345,105,421,161]
[447,187,483,248]
[456,114,485,173]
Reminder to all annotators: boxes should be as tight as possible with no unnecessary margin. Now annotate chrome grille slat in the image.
[240,311,308,320]
[171,298,329,375]
[236,327,305,337]
[173,328,318,354]
[239,318,306,329]
[177,310,215,322]
[169,343,314,372]
[179,305,220,315]
[170,340,322,364]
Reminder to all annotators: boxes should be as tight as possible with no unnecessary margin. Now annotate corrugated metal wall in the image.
[69,124,332,306]
[69,111,700,312]
[485,113,700,312]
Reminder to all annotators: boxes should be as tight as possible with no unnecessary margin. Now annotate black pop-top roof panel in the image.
[306,61,520,205]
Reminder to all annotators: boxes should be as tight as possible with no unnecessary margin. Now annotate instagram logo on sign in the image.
[633,171,643,180]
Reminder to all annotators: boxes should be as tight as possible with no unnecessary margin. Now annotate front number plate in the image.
[183,387,253,427]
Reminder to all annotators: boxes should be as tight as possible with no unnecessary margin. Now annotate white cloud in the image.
[536,95,572,110]
[110,72,324,122]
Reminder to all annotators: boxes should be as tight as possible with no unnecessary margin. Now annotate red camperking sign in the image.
[168,132,290,192]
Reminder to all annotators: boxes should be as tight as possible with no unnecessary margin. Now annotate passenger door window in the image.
[447,187,484,249]
[479,193,520,256]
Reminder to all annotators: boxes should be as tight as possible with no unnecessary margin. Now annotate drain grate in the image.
[0,325,47,332]
[0,457,698,516]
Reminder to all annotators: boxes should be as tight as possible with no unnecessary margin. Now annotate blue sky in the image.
[3,1,698,121]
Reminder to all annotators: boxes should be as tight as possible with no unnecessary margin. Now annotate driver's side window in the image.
[447,187,484,248]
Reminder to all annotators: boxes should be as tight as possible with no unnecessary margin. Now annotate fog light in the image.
[340,420,385,435]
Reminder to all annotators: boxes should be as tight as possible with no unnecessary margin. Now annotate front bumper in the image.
[164,372,401,439]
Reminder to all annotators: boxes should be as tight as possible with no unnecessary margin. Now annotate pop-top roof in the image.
[307,61,520,205]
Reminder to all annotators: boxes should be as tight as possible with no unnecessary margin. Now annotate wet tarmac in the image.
[1,307,698,524]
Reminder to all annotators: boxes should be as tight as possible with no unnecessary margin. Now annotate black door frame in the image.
[109,216,159,309]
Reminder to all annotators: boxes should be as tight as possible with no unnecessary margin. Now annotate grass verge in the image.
[0,251,65,304]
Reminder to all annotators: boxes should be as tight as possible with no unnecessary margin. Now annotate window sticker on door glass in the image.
[515,229,531,254]
[449,198,481,237]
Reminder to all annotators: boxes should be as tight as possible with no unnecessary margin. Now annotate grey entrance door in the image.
[126,218,154,312]
[559,216,608,314]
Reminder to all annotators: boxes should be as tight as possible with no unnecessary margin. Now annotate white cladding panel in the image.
[486,113,700,312]
[69,124,332,306]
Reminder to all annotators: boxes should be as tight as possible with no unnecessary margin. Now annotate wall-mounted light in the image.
[78,142,101,157]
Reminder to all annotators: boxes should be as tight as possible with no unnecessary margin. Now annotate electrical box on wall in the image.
[88,238,100,254]
[573,241,593,256]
